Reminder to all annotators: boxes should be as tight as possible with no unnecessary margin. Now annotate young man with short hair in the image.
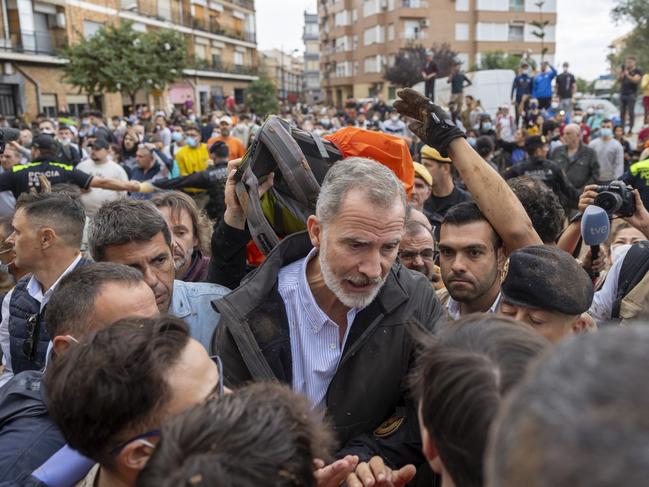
[589,118,624,183]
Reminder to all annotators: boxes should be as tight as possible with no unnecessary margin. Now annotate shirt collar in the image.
[170,280,191,318]
[447,292,502,320]
[298,248,359,333]
[27,254,82,305]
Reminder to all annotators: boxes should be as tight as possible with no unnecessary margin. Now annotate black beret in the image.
[501,245,593,315]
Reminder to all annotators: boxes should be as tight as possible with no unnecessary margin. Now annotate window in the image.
[508,24,524,42]
[525,0,556,12]
[334,10,351,26]
[455,23,469,41]
[40,93,57,118]
[475,22,508,41]
[363,25,384,46]
[388,23,395,41]
[455,0,469,11]
[157,0,172,20]
[509,0,524,11]
[194,44,206,59]
[82,20,102,38]
[364,55,384,73]
[212,50,222,67]
[363,0,380,17]
[234,51,243,65]
[476,0,508,10]
[456,53,469,67]
[403,20,423,40]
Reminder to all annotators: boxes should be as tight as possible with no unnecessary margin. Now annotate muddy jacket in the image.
[212,231,443,468]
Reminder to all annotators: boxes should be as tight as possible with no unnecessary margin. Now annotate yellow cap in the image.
[420,145,452,163]
[413,162,433,186]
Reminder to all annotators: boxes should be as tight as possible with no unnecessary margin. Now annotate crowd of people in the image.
[0,56,647,487]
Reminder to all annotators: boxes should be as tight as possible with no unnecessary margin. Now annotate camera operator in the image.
[578,185,649,325]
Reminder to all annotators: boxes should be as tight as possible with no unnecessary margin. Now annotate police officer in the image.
[0,135,139,199]
[505,135,580,208]
[499,245,594,343]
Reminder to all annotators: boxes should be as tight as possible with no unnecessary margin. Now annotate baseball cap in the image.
[219,116,233,126]
[524,135,547,152]
[420,145,452,163]
[413,162,432,186]
[31,134,56,151]
[91,138,110,150]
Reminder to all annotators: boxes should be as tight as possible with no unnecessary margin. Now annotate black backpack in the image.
[612,240,649,319]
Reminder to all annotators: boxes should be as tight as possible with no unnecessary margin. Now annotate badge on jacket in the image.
[374,414,405,438]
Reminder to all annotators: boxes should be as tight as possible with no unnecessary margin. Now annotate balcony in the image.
[193,58,258,75]
[401,0,428,7]
[229,0,254,11]
[0,30,67,56]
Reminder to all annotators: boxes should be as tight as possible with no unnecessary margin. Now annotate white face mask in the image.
[611,244,632,264]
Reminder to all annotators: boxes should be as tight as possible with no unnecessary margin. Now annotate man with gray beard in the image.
[213,157,443,478]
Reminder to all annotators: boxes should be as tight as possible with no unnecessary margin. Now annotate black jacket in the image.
[505,156,580,206]
[550,143,600,191]
[212,231,443,467]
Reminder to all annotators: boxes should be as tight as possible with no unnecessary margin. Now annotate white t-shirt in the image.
[76,159,128,216]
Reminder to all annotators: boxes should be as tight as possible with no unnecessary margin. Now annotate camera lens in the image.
[594,191,623,215]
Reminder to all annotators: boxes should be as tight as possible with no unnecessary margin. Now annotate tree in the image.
[383,42,458,88]
[477,51,523,71]
[609,0,649,72]
[576,77,594,95]
[62,21,188,107]
[530,1,550,62]
[246,77,279,118]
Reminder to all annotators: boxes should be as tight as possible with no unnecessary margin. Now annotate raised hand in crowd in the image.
[223,157,274,230]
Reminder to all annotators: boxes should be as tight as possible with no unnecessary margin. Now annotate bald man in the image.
[550,123,600,196]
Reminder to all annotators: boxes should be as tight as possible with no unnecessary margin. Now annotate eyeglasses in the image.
[209,354,225,401]
[109,355,224,457]
[398,249,437,262]
[23,313,39,360]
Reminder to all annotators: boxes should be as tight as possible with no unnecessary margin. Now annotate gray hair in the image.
[316,157,406,224]
[88,199,171,262]
[404,219,433,240]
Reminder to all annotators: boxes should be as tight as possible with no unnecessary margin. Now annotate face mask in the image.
[172,132,183,142]
[185,136,197,147]
[482,122,492,131]
[596,109,604,116]
[390,115,399,122]
[59,137,70,145]
[574,116,583,123]
[611,244,632,264]
[530,103,538,109]
[600,128,613,138]
[522,69,529,75]
[551,102,559,109]
[587,108,594,115]
[467,137,476,147]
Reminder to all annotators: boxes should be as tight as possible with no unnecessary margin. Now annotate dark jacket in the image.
[207,219,253,289]
[0,371,64,483]
[212,231,443,468]
[550,143,600,191]
[505,156,580,207]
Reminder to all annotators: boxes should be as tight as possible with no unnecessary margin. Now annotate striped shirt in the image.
[277,248,358,409]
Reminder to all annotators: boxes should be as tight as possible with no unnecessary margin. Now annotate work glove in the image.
[393,88,466,157]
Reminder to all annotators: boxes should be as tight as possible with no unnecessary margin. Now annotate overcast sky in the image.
[256,0,633,81]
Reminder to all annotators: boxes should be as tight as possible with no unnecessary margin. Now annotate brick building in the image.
[0,0,258,119]
[319,0,557,106]
[260,48,304,104]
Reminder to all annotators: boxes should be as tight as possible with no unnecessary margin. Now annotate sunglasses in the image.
[23,313,39,360]
[109,355,225,456]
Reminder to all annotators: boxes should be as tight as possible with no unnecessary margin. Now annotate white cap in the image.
[219,116,233,125]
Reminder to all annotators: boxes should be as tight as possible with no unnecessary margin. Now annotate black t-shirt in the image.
[424,186,472,217]
[556,72,575,99]
[423,60,438,77]
[0,159,93,199]
[450,74,471,94]
[621,67,643,96]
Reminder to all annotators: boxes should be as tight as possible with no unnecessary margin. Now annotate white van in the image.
[411,69,516,116]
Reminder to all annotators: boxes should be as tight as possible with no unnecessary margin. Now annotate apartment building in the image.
[319,0,557,106]
[0,0,258,118]
[261,48,304,104]
[303,10,322,104]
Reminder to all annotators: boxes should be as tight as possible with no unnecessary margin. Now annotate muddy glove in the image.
[393,88,465,158]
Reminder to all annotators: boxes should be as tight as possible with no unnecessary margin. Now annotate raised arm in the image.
[393,88,541,252]
[90,177,141,193]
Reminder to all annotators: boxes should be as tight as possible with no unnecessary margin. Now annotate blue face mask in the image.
[599,128,613,138]
[482,122,493,131]
[467,137,477,147]
[172,132,183,142]
[185,136,197,147]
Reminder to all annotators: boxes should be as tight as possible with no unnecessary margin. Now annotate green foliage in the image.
[383,42,459,87]
[477,51,524,71]
[609,0,649,72]
[245,77,279,118]
[530,1,549,61]
[61,21,188,105]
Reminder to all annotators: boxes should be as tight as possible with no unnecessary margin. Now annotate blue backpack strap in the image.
[32,445,95,487]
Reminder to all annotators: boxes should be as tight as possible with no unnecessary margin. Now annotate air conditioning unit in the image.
[420,19,429,27]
